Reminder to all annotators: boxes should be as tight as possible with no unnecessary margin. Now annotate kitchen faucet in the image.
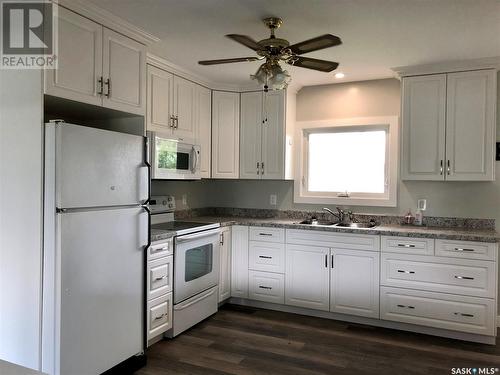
[323,207,354,224]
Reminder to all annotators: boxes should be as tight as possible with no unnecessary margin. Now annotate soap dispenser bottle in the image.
[414,199,427,226]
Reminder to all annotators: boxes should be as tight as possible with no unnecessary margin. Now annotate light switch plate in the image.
[270,194,277,206]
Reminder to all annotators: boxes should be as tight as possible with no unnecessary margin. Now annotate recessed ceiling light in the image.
[335,72,345,79]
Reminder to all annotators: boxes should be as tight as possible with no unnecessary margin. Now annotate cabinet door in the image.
[285,244,330,311]
[330,249,379,318]
[261,90,285,180]
[240,92,263,179]
[45,7,102,106]
[401,75,447,180]
[173,76,196,140]
[445,70,496,181]
[196,85,212,178]
[212,91,240,179]
[231,226,248,298]
[146,65,173,133]
[102,28,146,115]
[219,228,231,302]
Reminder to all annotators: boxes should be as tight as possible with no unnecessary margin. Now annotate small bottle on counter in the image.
[414,208,423,226]
[404,210,414,225]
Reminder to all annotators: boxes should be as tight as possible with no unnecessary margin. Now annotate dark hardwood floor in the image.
[136,304,500,375]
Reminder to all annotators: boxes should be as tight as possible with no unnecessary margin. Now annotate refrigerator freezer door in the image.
[50,123,147,208]
[59,207,146,375]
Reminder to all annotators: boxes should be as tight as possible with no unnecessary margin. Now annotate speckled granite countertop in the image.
[181,216,500,243]
[151,228,176,242]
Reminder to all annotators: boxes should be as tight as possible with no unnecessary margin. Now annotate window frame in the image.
[294,116,399,207]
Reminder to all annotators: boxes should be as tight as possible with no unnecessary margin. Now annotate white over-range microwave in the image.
[148,132,201,180]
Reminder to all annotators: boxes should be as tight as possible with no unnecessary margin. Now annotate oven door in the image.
[174,229,220,304]
[150,132,201,180]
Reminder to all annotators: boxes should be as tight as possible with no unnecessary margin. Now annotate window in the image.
[294,117,398,207]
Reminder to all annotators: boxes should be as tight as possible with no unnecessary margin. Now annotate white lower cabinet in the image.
[285,244,330,311]
[219,227,231,302]
[147,293,173,341]
[231,226,249,298]
[330,249,380,318]
[249,241,285,274]
[248,270,285,304]
[380,287,496,336]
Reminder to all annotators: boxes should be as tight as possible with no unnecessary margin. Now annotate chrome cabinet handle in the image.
[259,255,272,259]
[454,312,474,317]
[258,233,273,236]
[258,285,272,290]
[397,270,415,274]
[261,162,264,175]
[397,244,416,248]
[151,246,169,253]
[454,247,474,252]
[331,254,334,268]
[440,160,443,175]
[154,313,165,321]
[454,275,474,280]
[169,116,175,128]
[104,78,111,97]
[220,232,224,246]
[154,275,167,281]
[324,254,328,268]
[97,76,103,95]
[397,304,415,309]
[257,162,260,175]
[174,115,179,129]
[447,160,451,175]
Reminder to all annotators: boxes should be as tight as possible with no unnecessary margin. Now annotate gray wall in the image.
[154,76,500,229]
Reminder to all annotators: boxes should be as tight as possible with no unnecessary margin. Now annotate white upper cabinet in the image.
[240,90,286,180]
[45,7,103,107]
[285,244,330,311]
[146,65,173,133]
[102,28,146,115]
[45,7,146,116]
[240,92,263,179]
[445,70,496,181]
[212,91,240,179]
[330,249,380,319]
[401,69,496,181]
[173,76,196,140]
[196,85,212,178]
[401,74,447,180]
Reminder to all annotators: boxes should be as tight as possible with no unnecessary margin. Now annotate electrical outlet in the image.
[270,194,277,206]
[182,194,187,206]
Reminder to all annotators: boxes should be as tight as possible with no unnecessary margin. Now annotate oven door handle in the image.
[175,228,220,243]
[174,288,216,310]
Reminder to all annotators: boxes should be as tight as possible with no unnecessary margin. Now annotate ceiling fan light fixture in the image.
[251,62,291,91]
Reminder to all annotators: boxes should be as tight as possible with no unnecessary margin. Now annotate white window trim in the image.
[294,116,399,207]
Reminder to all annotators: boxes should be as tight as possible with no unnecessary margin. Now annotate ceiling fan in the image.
[199,17,342,91]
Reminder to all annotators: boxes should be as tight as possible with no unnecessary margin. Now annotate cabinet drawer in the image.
[147,255,173,301]
[149,238,173,260]
[248,270,284,304]
[249,241,285,273]
[381,253,496,298]
[286,229,379,252]
[249,227,285,243]
[435,240,497,261]
[147,293,172,341]
[381,236,434,255]
[380,287,496,336]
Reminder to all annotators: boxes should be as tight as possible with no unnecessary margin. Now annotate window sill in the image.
[293,194,397,207]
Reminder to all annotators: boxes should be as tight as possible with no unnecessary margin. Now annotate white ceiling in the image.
[91,0,500,89]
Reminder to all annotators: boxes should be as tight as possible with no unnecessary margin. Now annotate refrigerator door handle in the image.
[143,136,151,205]
[141,205,151,250]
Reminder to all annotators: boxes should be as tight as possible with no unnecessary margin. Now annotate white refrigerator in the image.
[42,122,150,375]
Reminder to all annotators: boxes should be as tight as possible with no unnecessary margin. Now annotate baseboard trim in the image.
[229,298,497,345]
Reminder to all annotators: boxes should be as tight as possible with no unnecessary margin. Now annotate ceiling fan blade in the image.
[226,34,262,51]
[288,34,342,55]
[288,56,339,72]
[199,57,262,65]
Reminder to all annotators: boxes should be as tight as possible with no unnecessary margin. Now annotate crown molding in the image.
[53,0,160,45]
[392,56,500,78]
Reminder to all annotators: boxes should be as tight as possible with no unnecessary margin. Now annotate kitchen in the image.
[1,0,500,374]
